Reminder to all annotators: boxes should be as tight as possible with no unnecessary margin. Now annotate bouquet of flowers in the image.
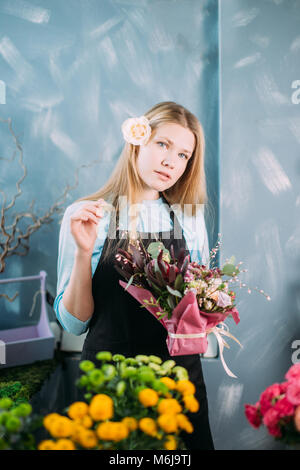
[244,363,300,447]
[114,235,270,378]
[38,351,199,450]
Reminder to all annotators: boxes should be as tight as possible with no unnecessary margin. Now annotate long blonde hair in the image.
[74,101,209,264]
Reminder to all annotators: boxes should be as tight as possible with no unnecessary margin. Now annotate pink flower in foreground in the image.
[263,408,280,428]
[285,363,300,383]
[286,380,300,406]
[244,403,262,429]
[267,424,282,438]
[259,384,281,415]
[294,406,300,432]
[279,381,289,394]
[274,397,295,418]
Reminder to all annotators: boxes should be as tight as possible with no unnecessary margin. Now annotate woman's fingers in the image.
[70,199,109,224]
[82,209,99,224]
[71,208,101,224]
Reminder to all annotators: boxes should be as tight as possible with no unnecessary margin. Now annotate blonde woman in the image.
[54,101,214,450]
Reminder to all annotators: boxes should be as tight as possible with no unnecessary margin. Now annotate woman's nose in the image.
[161,157,175,169]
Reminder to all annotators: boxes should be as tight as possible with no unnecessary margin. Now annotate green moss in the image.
[0,355,60,407]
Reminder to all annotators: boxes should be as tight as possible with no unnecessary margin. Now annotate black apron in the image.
[81,193,215,450]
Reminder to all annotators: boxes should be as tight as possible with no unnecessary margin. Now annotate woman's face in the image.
[136,122,195,198]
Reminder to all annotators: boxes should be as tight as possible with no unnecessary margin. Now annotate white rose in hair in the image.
[121,116,152,145]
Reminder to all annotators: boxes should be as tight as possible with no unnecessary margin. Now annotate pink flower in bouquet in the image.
[286,380,300,406]
[273,397,295,418]
[259,383,281,415]
[294,405,300,432]
[285,363,300,383]
[183,269,194,282]
[244,402,262,428]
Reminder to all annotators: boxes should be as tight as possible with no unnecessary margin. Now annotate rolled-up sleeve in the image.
[54,202,92,336]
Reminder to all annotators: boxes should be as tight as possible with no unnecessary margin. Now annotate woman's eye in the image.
[157,141,166,148]
[179,153,188,160]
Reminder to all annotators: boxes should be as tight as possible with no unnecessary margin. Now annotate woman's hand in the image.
[70,199,107,256]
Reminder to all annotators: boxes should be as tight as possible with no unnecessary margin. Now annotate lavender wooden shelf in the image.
[0,271,55,369]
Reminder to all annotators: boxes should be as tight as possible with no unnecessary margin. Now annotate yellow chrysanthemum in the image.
[67,401,89,420]
[43,413,61,431]
[55,439,76,450]
[89,394,114,421]
[96,422,114,441]
[182,395,199,413]
[159,377,177,390]
[122,417,138,431]
[139,417,158,437]
[176,380,196,396]
[38,439,57,450]
[176,414,194,433]
[164,435,177,450]
[48,416,75,438]
[111,422,130,442]
[157,413,178,433]
[71,423,86,443]
[78,429,98,449]
[157,398,182,415]
[96,421,129,442]
[74,414,93,429]
[138,388,159,407]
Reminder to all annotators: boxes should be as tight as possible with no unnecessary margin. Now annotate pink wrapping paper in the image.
[119,280,240,356]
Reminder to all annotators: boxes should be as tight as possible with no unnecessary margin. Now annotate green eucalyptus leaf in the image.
[166,285,182,298]
[228,256,236,265]
[221,264,239,276]
[125,274,134,291]
[147,241,170,259]
[167,294,176,309]
[174,273,183,291]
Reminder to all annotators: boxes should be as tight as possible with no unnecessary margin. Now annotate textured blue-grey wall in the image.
[207,0,300,450]
[4,0,298,451]
[0,0,219,329]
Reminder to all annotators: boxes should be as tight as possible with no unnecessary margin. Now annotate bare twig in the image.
[0,117,101,310]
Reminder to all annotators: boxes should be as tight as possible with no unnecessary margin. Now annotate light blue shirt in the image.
[54,197,210,336]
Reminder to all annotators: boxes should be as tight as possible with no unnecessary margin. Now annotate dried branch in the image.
[0,117,101,308]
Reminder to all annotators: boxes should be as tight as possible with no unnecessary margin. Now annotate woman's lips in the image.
[154,171,170,181]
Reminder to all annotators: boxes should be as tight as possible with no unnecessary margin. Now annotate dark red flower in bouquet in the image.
[259,383,282,415]
[244,403,262,429]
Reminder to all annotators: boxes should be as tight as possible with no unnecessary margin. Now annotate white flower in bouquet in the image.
[184,287,197,295]
[204,299,214,311]
[206,277,223,296]
[187,279,208,294]
[216,291,232,308]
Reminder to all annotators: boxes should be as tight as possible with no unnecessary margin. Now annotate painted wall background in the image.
[0,0,219,329]
[1,0,300,450]
[214,0,300,450]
